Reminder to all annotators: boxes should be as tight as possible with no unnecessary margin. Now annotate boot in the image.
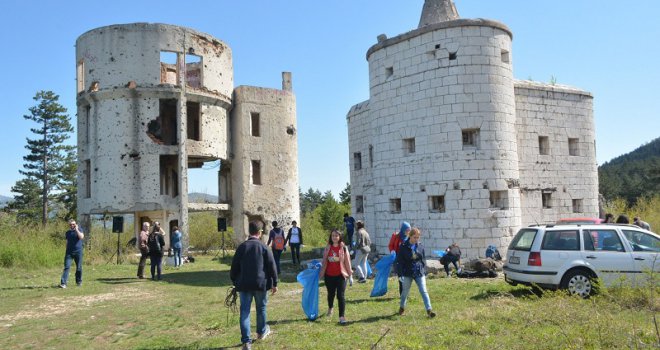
[398,307,405,316]
[427,309,436,318]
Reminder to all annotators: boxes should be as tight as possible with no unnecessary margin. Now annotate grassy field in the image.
[1,253,658,350]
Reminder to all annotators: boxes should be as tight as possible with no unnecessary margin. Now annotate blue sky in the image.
[0,0,658,198]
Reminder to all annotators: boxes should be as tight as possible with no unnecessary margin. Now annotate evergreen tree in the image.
[8,177,42,222]
[301,187,323,215]
[55,148,78,220]
[17,91,74,226]
[339,182,351,205]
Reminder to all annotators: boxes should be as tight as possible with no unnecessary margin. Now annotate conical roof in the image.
[418,0,460,28]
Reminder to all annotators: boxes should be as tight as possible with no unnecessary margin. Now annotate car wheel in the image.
[561,269,594,298]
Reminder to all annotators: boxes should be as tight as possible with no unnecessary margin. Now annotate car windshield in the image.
[509,229,537,251]
[622,229,660,252]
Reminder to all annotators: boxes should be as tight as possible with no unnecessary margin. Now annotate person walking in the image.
[148,222,166,280]
[266,221,286,274]
[396,227,436,318]
[319,229,352,325]
[171,226,183,268]
[389,221,411,294]
[285,220,303,266]
[59,220,84,288]
[230,221,278,350]
[354,221,371,283]
[343,213,356,247]
[137,222,150,279]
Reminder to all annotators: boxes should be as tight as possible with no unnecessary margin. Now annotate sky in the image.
[0,0,658,198]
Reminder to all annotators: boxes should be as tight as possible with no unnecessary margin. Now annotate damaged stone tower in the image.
[75,23,300,250]
[347,0,598,258]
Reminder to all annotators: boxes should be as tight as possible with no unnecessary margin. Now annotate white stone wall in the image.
[231,85,300,241]
[349,21,523,259]
[514,81,599,225]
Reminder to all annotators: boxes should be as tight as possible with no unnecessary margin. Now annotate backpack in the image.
[148,233,161,254]
[273,230,285,250]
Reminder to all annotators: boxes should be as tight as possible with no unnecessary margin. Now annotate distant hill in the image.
[0,195,12,208]
[599,137,660,204]
[188,192,219,203]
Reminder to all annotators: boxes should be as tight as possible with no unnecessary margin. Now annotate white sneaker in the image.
[257,326,271,341]
[59,284,67,289]
[349,276,354,286]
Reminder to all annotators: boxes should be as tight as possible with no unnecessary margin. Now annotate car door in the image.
[581,229,636,286]
[621,229,660,286]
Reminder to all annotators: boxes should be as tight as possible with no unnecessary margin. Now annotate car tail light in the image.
[528,252,542,266]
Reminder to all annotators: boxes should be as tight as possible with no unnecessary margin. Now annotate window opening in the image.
[462,129,479,149]
[187,102,201,141]
[369,145,374,167]
[490,191,509,209]
[84,159,91,198]
[572,199,583,213]
[354,152,362,170]
[449,52,457,60]
[538,136,549,155]
[390,198,402,213]
[160,51,179,85]
[429,196,445,213]
[385,67,393,78]
[356,196,364,213]
[501,50,510,63]
[251,112,261,137]
[150,99,178,145]
[77,60,85,93]
[568,138,579,156]
[185,54,202,88]
[542,192,552,209]
[403,138,415,155]
[159,155,179,197]
[251,160,262,185]
[84,105,91,145]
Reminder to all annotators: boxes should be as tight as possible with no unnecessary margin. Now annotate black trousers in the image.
[324,275,347,317]
[290,243,301,264]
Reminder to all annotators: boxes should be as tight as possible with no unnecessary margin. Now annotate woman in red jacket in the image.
[319,229,353,325]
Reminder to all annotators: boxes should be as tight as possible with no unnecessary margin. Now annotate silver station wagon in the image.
[504,224,660,297]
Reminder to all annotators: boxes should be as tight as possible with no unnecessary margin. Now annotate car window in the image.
[584,229,625,252]
[583,231,595,251]
[509,229,537,251]
[542,230,579,250]
[622,229,660,252]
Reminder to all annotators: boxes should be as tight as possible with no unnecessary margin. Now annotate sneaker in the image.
[349,276,354,286]
[326,308,333,317]
[257,326,271,341]
[358,278,366,283]
[427,309,436,318]
[242,342,252,350]
[398,307,405,316]
[339,317,347,325]
[59,284,67,289]
[457,268,462,274]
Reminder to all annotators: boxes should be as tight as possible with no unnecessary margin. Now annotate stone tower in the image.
[76,23,299,250]
[347,2,598,258]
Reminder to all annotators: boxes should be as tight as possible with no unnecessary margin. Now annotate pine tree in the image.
[55,148,78,220]
[8,177,42,222]
[339,182,351,205]
[18,91,74,226]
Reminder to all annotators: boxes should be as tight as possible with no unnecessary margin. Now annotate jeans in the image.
[239,290,268,344]
[272,249,283,274]
[150,254,163,279]
[289,243,301,265]
[137,253,148,278]
[173,247,182,267]
[443,255,460,275]
[355,249,368,280]
[60,250,83,286]
[324,275,347,317]
[400,275,432,311]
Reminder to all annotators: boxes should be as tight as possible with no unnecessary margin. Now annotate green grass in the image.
[1,255,658,349]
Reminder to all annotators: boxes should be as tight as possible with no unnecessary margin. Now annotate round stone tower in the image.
[75,23,233,248]
[349,0,522,257]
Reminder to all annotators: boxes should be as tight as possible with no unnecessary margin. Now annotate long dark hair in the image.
[328,229,344,245]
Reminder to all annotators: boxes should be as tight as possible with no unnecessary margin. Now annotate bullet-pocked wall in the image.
[347,1,598,259]
[76,23,234,248]
[231,79,300,242]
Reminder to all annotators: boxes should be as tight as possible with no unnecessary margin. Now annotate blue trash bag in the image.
[370,253,396,297]
[296,266,320,321]
[433,250,446,258]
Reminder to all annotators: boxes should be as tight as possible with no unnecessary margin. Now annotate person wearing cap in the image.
[266,221,286,274]
[285,220,304,267]
[230,221,278,350]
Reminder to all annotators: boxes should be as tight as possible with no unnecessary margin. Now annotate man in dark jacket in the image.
[230,221,278,350]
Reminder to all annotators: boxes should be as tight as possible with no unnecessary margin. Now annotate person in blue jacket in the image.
[396,227,436,318]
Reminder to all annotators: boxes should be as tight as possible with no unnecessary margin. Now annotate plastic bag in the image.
[370,253,396,297]
[366,261,373,277]
[432,250,446,258]
[296,264,320,321]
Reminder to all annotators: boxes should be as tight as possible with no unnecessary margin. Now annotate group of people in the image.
[136,221,184,280]
[604,213,652,230]
[231,218,443,350]
[265,220,304,274]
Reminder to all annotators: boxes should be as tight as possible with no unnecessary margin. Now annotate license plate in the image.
[509,256,520,264]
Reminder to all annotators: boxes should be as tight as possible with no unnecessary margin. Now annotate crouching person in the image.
[396,227,435,318]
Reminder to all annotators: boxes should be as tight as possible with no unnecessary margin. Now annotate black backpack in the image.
[148,234,162,254]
